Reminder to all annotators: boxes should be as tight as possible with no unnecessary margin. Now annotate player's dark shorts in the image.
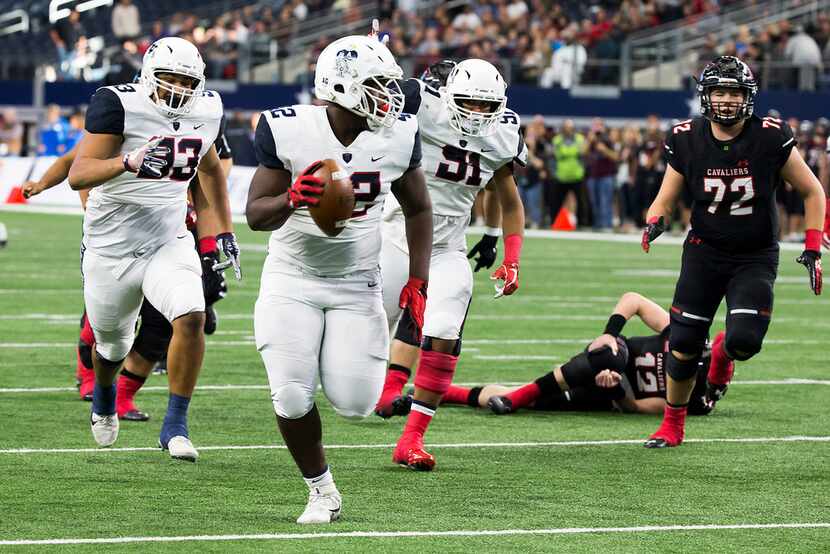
[532,386,614,412]
[670,233,777,334]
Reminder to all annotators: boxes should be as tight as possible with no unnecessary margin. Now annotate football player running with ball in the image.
[246,36,432,523]
[376,59,527,471]
[641,56,825,448]
[68,37,240,460]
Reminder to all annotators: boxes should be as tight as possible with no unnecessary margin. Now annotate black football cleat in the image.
[204,304,218,335]
[153,357,167,375]
[119,409,150,422]
[487,395,513,415]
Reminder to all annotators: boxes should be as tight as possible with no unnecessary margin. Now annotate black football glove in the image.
[641,216,665,253]
[214,232,242,281]
[467,233,498,272]
[201,250,228,306]
[796,249,822,295]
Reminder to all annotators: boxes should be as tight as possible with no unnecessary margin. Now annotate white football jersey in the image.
[255,104,421,276]
[383,78,527,250]
[82,84,223,257]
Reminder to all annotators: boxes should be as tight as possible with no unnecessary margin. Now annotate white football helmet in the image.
[140,37,206,119]
[314,35,404,130]
[444,59,507,137]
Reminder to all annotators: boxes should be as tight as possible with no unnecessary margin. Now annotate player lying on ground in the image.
[376,57,527,472]
[246,35,432,523]
[439,292,724,417]
[641,56,825,448]
[22,124,233,420]
[67,37,240,460]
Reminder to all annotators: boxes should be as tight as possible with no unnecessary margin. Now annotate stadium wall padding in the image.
[0,81,827,120]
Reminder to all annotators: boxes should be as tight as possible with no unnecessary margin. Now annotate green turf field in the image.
[0,210,828,552]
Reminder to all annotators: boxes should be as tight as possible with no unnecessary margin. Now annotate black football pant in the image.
[668,235,778,378]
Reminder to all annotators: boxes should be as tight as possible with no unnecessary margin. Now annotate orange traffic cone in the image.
[5,186,26,204]
[551,207,576,231]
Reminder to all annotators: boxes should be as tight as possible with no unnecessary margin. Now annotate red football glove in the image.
[399,277,427,342]
[491,262,519,298]
[287,161,325,209]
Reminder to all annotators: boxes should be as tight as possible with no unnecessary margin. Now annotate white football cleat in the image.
[164,435,199,462]
[296,490,342,524]
[90,412,119,447]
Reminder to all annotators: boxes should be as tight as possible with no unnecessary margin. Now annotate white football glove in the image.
[122,137,169,178]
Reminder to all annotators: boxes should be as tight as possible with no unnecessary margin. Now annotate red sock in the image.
[376,365,410,409]
[116,370,146,416]
[708,331,734,386]
[650,404,687,446]
[441,385,471,405]
[506,383,542,410]
[400,401,434,446]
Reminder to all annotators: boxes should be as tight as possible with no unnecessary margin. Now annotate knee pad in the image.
[413,349,458,395]
[666,350,702,381]
[92,328,133,362]
[421,335,462,357]
[394,309,421,347]
[668,322,708,355]
[332,402,373,420]
[724,321,766,361]
[133,313,173,363]
[586,338,629,374]
[271,382,315,420]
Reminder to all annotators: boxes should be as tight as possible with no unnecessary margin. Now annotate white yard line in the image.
[1,522,828,546]
[1,378,828,395]
[2,435,829,456]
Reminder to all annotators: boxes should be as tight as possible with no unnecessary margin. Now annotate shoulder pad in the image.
[85,87,126,135]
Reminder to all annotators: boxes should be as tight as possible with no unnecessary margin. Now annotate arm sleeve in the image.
[214,115,233,160]
[84,88,125,135]
[513,129,528,167]
[408,130,422,170]
[663,130,683,175]
[253,114,286,170]
[401,78,423,115]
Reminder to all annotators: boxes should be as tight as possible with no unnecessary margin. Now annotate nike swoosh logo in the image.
[194,123,205,129]
[371,156,385,162]
[481,148,494,153]
[177,234,187,239]
[368,281,378,288]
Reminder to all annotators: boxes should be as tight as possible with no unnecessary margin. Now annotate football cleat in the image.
[90,412,119,447]
[161,435,199,462]
[487,395,513,415]
[204,304,218,335]
[393,434,436,472]
[644,426,684,449]
[297,489,342,524]
[374,394,412,419]
[153,357,168,375]
[119,409,150,422]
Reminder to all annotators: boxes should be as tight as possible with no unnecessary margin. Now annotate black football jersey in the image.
[665,115,796,253]
[622,327,670,400]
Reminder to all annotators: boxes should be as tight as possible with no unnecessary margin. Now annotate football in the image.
[307,159,355,237]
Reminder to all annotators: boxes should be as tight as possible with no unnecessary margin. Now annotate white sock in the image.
[303,466,337,495]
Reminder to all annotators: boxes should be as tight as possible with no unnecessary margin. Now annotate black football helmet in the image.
[697,56,757,127]
[421,59,459,89]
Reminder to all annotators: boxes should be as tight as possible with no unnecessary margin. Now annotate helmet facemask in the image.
[446,93,506,137]
[701,85,752,127]
[352,74,404,131]
[143,70,204,119]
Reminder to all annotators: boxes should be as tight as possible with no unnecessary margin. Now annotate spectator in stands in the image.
[38,105,71,156]
[112,0,141,41]
[519,116,548,229]
[0,108,23,156]
[452,5,482,32]
[540,27,586,89]
[105,39,142,85]
[50,8,85,80]
[617,124,642,231]
[66,109,86,151]
[634,114,665,225]
[550,119,588,228]
[225,112,258,167]
[585,118,618,231]
[785,25,823,91]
